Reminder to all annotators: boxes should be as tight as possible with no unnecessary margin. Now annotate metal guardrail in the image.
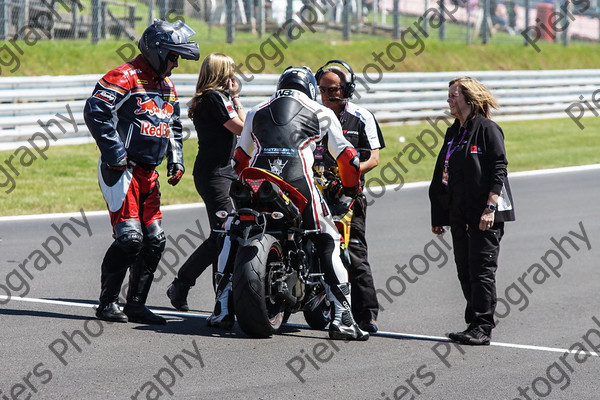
[0,69,597,150]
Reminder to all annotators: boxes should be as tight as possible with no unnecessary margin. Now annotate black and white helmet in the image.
[277,66,318,101]
[138,19,200,76]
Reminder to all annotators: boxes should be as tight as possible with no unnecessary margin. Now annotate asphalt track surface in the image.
[1,166,599,400]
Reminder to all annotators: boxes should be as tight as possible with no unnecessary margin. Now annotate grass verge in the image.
[4,17,600,76]
[8,39,600,77]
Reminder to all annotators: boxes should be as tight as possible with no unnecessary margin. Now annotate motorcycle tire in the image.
[233,234,286,338]
[303,286,332,330]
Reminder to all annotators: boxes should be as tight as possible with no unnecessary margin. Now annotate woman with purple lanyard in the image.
[429,77,516,345]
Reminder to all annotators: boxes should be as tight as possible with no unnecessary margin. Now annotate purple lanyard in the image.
[445,127,468,164]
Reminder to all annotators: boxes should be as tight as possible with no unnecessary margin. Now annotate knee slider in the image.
[141,230,166,274]
[145,221,166,253]
[148,230,166,253]
[115,231,144,255]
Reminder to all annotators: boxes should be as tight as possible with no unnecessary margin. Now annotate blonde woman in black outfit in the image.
[429,77,515,345]
[167,53,245,314]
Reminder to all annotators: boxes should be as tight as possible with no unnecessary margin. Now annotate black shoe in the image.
[458,327,491,346]
[166,280,190,312]
[447,328,470,342]
[96,302,128,323]
[123,304,167,325]
[359,319,378,333]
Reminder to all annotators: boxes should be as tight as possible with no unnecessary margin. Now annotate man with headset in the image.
[315,60,385,332]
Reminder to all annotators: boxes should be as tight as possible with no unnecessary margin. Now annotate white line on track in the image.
[366,163,600,194]
[2,295,597,357]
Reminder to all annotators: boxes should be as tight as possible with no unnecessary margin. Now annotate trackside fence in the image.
[0,69,597,149]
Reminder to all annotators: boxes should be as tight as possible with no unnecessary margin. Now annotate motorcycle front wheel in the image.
[233,234,286,338]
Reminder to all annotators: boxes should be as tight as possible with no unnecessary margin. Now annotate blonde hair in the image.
[188,52,236,119]
[449,77,498,119]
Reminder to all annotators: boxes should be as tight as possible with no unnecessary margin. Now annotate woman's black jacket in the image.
[429,114,516,227]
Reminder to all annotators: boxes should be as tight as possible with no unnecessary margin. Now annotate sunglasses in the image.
[319,86,342,94]
[167,53,179,63]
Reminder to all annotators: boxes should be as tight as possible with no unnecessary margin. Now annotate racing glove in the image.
[106,157,128,171]
[167,163,185,186]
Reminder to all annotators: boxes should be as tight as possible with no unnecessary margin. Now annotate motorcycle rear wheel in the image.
[233,234,286,338]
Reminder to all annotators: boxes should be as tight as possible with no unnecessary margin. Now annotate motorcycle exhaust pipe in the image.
[229,179,252,209]
[257,181,300,223]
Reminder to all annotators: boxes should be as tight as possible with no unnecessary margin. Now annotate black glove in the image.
[167,163,185,186]
[106,157,128,171]
[329,179,343,197]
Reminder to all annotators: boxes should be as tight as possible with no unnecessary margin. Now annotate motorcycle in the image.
[219,166,355,338]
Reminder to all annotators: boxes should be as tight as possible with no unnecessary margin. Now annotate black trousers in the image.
[347,195,380,323]
[176,173,234,286]
[450,221,504,335]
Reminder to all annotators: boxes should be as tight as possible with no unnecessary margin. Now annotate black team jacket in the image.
[429,114,516,227]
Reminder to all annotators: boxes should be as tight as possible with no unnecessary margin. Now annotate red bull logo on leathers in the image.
[140,121,170,138]
[134,97,175,119]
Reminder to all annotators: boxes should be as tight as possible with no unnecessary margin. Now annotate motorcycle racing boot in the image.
[328,283,369,341]
[124,257,166,325]
[166,278,191,311]
[206,273,234,329]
